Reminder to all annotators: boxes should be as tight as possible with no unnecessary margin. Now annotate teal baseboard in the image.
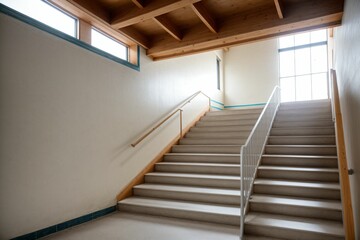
[11,206,117,240]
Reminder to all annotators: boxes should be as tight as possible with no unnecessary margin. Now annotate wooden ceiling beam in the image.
[274,0,284,19]
[154,15,183,41]
[111,0,201,29]
[191,2,217,33]
[119,26,151,49]
[147,0,343,59]
[131,0,145,8]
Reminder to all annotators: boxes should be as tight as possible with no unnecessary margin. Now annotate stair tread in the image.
[268,135,335,138]
[156,162,240,167]
[258,166,338,172]
[271,126,335,130]
[147,172,240,180]
[245,212,344,237]
[266,145,336,147]
[134,184,240,196]
[262,154,337,159]
[254,179,340,190]
[119,197,240,216]
[165,153,240,157]
[250,194,342,210]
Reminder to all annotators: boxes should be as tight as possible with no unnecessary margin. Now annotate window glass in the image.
[279,35,294,49]
[0,0,77,37]
[311,29,327,43]
[91,28,127,60]
[295,48,311,75]
[312,73,328,100]
[279,51,295,77]
[311,45,328,73]
[280,77,296,102]
[295,32,310,46]
[296,75,312,101]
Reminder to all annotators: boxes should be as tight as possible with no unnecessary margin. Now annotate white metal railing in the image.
[240,86,280,239]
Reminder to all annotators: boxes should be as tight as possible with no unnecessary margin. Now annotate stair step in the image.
[275,114,332,122]
[265,145,337,155]
[245,212,344,240]
[190,125,253,132]
[207,108,262,116]
[261,155,338,168]
[276,107,331,116]
[201,113,260,121]
[257,166,339,182]
[249,195,342,221]
[145,172,240,189]
[133,184,240,205]
[155,162,240,175]
[172,145,241,154]
[270,127,335,136]
[164,153,240,164]
[254,179,340,199]
[186,131,250,139]
[118,197,240,226]
[244,236,284,240]
[273,119,333,128]
[180,138,246,145]
[268,135,336,145]
[196,119,256,127]
[279,100,331,110]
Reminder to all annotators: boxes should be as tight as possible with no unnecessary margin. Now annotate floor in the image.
[43,212,240,240]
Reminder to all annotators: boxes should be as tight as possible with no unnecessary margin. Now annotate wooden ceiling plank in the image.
[154,15,183,41]
[131,0,145,8]
[119,26,151,49]
[274,0,284,19]
[147,0,343,58]
[111,0,201,29]
[191,2,217,33]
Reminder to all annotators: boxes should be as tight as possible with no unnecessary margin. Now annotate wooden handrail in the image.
[131,91,211,147]
[330,69,355,240]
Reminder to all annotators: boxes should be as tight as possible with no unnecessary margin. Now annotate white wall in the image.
[224,39,279,107]
[334,0,360,237]
[0,13,224,239]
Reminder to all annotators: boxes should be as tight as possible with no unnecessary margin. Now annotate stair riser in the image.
[245,224,343,240]
[145,175,240,189]
[257,170,339,182]
[190,125,253,132]
[163,155,240,164]
[254,185,341,200]
[265,146,337,156]
[186,131,250,138]
[279,101,331,110]
[118,203,240,226]
[207,109,262,116]
[261,157,338,168]
[268,137,336,145]
[270,128,335,136]
[276,108,331,116]
[180,138,246,145]
[172,145,241,154]
[155,164,240,175]
[250,203,342,221]
[196,120,256,127]
[275,115,332,122]
[201,114,259,121]
[273,121,333,128]
[133,188,240,205]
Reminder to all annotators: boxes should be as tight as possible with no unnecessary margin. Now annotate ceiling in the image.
[50,0,344,60]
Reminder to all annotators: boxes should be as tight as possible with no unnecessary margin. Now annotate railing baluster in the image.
[239,86,280,239]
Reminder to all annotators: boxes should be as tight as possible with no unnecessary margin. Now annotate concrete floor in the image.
[43,212,240,240]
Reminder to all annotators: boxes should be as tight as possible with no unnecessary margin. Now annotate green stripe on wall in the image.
[224,103,266,109]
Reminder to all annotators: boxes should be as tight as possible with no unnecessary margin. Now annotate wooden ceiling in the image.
[50,0,344,60]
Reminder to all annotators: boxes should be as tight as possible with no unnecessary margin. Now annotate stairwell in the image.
[118,107,263,226]
[245,99,345,240]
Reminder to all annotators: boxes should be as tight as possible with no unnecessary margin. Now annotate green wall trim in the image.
[224,103,266,109]
[0,4,140,71]
[210,99,224,106]
[11,206,117,240]
[211,105,223,111]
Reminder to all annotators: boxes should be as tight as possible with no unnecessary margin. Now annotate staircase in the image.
[118,107,263,226]
[245,100,345,240]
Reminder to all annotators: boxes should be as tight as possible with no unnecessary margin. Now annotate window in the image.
[216,57,221,90]
[0,0,77,37]
[278,29,329,102]
[91,28,128,61]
